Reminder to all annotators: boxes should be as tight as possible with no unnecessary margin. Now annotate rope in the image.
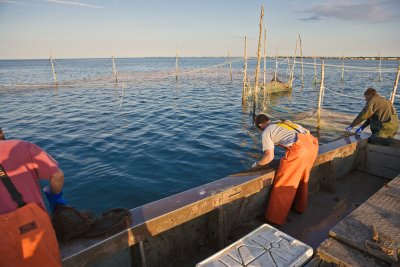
[323,87,364,100]
[281,59,398,73]
[261,106,318,122]
[174,58,243,76]
[1,58,244,90]
[267,104,290,113]
[119,57,243,82]
[2,57,398,93]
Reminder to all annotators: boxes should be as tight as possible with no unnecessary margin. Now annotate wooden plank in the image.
[329,176,400,264]
[368,145,400,157]
[317,238,390,267]
[367,151,400,171]
[303,256,324,267]
[368,142,400,157]
[318,161,335,192]
[367,164,400,179]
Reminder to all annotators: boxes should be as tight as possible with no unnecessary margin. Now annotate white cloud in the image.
[0,0,22,4]
[43,0,103,9]
[302,0,399,23]
[300,15,322,22]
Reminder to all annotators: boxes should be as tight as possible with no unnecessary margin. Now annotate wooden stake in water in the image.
[49,50,57,84]
[112,55,118,83]
[341,55,345,82]
[175,47,179,82]
[119,82,126,109]
[263,25,267,88]
[228,51,232,81]
[313,57,317,85]
[286,57,290,80]
[253,6,264,123]
[318,60,325,109]
[242,36,248,105]
[273,47,278,81]
[299,33,304,87]
[390,63,400,104]
[378,50,382,82]
[289,36,299,88]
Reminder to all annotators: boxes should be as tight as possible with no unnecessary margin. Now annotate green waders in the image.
[369,114,399,145]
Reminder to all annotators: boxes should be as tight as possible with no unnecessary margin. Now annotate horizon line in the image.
[1,56,399,61]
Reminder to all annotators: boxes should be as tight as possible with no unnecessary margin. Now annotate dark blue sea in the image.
[1,57,399,213]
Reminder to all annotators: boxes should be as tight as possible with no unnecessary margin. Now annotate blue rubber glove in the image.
[355,126,364,135]
[43,186,67,211]
[345,126,353,132]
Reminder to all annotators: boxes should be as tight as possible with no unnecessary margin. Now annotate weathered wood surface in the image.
[368,142,400,157]
[317,238,390,267]
[61,171,276,266]
[303,256,333,267]
[367,151,400,170]
[367,142,400,179]
[329,176,400,264]
[367,164,400,180]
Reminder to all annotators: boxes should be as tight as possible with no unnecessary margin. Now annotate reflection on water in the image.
[1,58,398,213]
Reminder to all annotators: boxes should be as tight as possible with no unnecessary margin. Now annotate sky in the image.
[0,0,399,59]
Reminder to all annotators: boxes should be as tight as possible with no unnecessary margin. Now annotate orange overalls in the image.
[0,164,61,267]
[265,132,319,225]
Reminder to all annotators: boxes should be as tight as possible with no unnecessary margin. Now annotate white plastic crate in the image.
[196,224,313,267]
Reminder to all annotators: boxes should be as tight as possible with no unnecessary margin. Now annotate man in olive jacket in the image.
[346,88,399,145]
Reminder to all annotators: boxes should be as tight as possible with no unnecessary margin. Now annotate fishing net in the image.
[262,76,291,93]
[51,205,131,242]
[85,208,132,238]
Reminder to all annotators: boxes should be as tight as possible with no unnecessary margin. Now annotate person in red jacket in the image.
[0,139,66,267]
[253,114,319,225]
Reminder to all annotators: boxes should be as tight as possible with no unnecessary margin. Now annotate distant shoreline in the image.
[285,56,400,61]
[258,56,400,61]
[0,56,399,61]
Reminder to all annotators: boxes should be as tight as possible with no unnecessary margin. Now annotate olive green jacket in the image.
[350,94,397,128]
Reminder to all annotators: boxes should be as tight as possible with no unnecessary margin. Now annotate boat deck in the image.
[313,175,400,266]
[280,170,388,250]
[184,171,388,266]
[223,171,386,246]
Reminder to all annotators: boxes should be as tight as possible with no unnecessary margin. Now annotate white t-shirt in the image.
[261,120,308,151]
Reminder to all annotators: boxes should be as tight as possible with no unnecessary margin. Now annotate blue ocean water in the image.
[1,57,399,213]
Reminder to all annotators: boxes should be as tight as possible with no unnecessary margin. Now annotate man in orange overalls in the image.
[253,114,319,225]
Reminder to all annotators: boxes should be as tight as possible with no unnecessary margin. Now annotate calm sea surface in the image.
[1,57,399,213]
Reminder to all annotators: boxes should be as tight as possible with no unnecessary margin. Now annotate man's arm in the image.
[43,169,67,211]
[350,102,374,127]
[257,149,274,166]
[361,118,370,129]
[49,169,64,194]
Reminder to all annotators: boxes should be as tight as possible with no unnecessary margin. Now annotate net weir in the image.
[1,56,398,89]
[2,56,399,141]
